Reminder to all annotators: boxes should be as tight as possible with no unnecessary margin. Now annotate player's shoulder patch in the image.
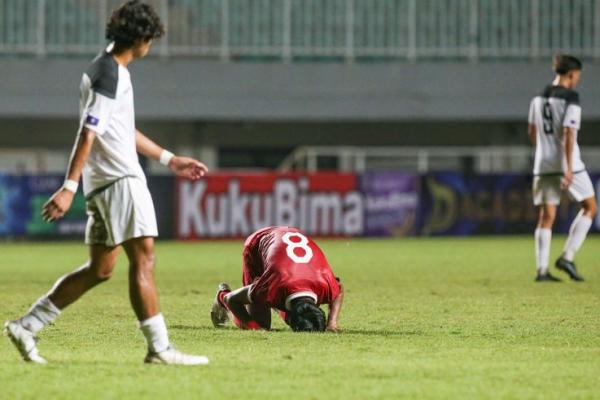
[542,85,579,105]
[85,51,118,99]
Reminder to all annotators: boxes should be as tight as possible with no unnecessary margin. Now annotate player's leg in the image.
[213,284,266,330]
[562,197,596,260]
[122,236,208,365]
[48,245,120,309]
[533,177,560,282]
[238,247,270,328]
[247,304,271,329]
[212,244,267,329]
[122,236,159,321]
[4,244,119,363]
[556,173,597,281]
[535,205,559,281]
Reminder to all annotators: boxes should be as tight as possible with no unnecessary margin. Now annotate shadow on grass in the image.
[170,324,287,332]
[338,329,424,337]
[170,324,421,337]
[171,324,222,331]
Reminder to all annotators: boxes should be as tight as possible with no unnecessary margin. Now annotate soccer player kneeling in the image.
[211,226,344,332]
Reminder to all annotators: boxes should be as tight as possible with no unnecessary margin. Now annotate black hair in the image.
[106,1,165,49]
[553,54,582,75]
[288,298,326,332]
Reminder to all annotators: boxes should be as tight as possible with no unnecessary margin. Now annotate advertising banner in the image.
[0,175,87,237]
[2,172,598,239]
[177,173,365,239]
[360,172,420,236]
[0,175,175,239]
[148,176,176,238]
[418,172,600,235]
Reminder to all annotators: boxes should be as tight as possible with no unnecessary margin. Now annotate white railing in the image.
[0,0,599,61]
[3,146,600,174]
[278,146,600,173]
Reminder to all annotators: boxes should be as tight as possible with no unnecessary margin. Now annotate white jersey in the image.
[528,85,585,175]
[78,48,145,196]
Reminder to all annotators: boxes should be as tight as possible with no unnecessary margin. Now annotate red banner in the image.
[176,173,364,239]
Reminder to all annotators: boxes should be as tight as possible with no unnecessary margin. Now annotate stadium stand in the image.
[1,0,600,171]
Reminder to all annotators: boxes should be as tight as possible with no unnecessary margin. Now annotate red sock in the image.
[218,290,260,330]
[217,290,229,307]
[231,314,260,330]
[245,320,261,330]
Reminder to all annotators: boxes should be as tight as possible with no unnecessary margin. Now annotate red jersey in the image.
[242,226,341,312]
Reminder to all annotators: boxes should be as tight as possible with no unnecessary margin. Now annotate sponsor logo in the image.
[178,176,364,238]
[86,115,99,126]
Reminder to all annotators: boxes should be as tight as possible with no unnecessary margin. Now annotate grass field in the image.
[1,236,599,399]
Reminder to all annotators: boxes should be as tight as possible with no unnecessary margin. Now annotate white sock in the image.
[139,313,170,354]
[563,211,593,262]
[535,228,552,275]
[18,296,61,334]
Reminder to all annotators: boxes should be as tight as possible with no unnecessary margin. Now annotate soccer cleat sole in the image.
[211,283,231,328]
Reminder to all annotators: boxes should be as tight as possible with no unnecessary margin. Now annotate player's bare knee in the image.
[130,254,156,277]
[87,261,115,283]
[538,216,554,229]
[95,268,114,282]
[538,208,556,228]
[583,201,597,218]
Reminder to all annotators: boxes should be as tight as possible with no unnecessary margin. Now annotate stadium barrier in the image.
[0,172,598,239]
[0,0,598,61]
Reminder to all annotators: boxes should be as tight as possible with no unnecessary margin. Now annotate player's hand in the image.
[326,323,339,333]
[561,169,574,189]
[42,189,75,223]
[169,156,208,180]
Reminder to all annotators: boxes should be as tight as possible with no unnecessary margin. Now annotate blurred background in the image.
[1,0,599,239]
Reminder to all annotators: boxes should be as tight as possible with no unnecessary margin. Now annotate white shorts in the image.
[85,177,158,247]
[532,171,595,206]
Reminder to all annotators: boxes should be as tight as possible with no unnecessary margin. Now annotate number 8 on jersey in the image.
[282,232,314,264]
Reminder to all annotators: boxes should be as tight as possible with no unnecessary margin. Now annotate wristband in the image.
[63,179,79,193]
[159,150,175,166]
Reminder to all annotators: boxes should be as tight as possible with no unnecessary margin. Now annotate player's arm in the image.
[135,129,208,180]
[42,128,96,222]
[527,99,537,146]
[528,124,536,146]
[561,97,581,189]
[222,285,264,330]
[562,127,575,188]
[327,282,344,332]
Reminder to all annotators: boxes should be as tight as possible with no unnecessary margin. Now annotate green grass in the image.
[1,236,599,400]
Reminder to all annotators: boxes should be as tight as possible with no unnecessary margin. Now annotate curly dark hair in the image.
[553,54,582,75]
[106,1,165,48]
[288,298,326,332]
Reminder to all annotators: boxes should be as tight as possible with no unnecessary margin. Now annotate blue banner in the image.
[0,175,87,237]
[0,175,170,238]
[1,172,598,238]
[359,172,419,236]
[418,172,600,235]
